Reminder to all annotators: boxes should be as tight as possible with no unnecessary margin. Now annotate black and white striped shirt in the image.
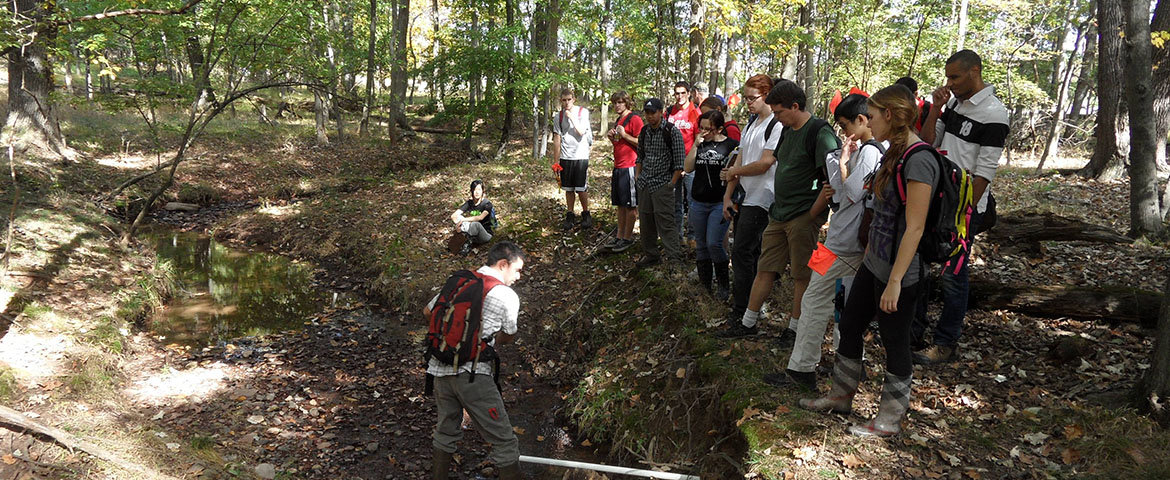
[933,85,1010,213]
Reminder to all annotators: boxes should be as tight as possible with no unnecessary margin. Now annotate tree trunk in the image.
[687,0,704,85]
[969,280,1160,327]
[1081,0,1128,180]
[387,0,411,140]
[708,32,722,95]
[1137,263,1170,424]
[598,0,611,137]
[957,0,970,51]
[185,35,215,107]
[723,35,734,98]
[431,0,442,110]
[1068,14,1097,122]
[1038,16,1083,172]
[314,90,329,145]
[360,0,376,138]
[496,0,517,160]
[800,2,816,110]
[2,0,71,159]
[84,52,94,101]
[1125,0,1163,237]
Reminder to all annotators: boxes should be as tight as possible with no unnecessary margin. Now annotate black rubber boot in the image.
[497,461,522,480]
[713,260,730,301]
[432,448,454,480]
[696,259,713,293]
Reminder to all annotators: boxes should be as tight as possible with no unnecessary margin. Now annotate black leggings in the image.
[837,265,920,377]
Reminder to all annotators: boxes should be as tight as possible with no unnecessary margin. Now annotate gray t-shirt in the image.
[553,106,593,160]
[863,149,939,287]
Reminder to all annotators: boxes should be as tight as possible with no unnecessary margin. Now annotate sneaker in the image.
[459,238,472,256]
[611,239,635,253]
[912,344,958,365]
[774,328,797,350]
[580,211,594,229]
[635,256,661,269]
[762,369,816,391]
[714,321,758,338]
[602,237,621,250]
[561,212,577,230]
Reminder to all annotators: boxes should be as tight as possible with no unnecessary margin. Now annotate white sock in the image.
[741,310,760,328]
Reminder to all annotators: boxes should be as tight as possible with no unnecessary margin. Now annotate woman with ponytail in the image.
[798,84,939,437]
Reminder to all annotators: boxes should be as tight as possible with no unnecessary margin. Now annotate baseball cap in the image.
[643,98,665,112]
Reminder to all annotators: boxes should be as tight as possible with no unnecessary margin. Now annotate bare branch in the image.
[56,0,206,27]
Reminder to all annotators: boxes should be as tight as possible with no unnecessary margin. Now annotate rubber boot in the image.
[432,447,454,480]
[798,355,863,414]
[696,259,713,294]
[713,260,730,302]
[497,461,522,480]
[848,372,912,437]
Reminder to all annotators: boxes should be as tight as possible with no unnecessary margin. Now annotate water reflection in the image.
[148,231,344,348]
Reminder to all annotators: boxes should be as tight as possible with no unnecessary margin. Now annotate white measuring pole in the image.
[518,455,700,480]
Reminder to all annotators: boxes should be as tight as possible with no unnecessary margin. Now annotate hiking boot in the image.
[848,372,912,438]
[912,344,957,365]
[695,259,713,293]
[611,239,635,253]
[798,355,863,414]
[432,447,454,480]
[580,211,594,229]
[763,368,816,391]
[774,327,797,350]
[561,212,577,230]
[714,321,758,338]
[635,256,661,269]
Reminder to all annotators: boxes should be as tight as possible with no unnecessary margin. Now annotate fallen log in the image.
[411,126,463,134]
[0,405,177,479]
[969,279,1160,327]
[984,212,1132,247]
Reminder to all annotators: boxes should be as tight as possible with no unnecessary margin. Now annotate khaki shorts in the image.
[757,212,827,280]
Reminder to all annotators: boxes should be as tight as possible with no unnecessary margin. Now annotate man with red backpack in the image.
[425,241,526,480]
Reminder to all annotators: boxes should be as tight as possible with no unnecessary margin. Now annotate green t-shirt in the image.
[769,117,840,222]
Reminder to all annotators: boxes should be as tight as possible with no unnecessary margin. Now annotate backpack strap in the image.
[763,117,781,142]
[895,142,934,204]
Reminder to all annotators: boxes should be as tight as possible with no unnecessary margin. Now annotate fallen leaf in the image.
[841,454,864,468]
[774,405,790,415]
[736,406,761,427]
[1127,447,1147,464]
[792,446,816,462]
[1061,447,1081,465]
[1064,424,1084,440]
[963,470,982,479]
[675,367,686,378]
[512,426,525,435]
[1,455,15,465]
[1023,432,1049,445]
[536,436,545,442]
[581,439,592,447]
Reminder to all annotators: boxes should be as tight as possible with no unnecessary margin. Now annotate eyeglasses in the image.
[744,94,763,103]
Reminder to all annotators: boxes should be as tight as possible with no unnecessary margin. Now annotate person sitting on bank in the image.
[449,179,497,255]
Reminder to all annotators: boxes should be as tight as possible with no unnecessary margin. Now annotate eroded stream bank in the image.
[140,224,618,479]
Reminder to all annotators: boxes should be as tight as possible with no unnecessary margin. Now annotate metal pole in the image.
[518,455,700,480]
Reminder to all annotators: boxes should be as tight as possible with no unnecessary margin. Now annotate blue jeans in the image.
[689,199,730,262]
[674,173,694,240]
[913,210,983,347]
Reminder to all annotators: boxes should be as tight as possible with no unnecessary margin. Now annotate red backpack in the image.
[424,270,502,394]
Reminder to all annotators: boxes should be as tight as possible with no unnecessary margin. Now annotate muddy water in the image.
[146,231,351,347]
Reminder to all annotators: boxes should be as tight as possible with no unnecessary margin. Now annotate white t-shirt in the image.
[553,106,593,161]
[737,113,781,209]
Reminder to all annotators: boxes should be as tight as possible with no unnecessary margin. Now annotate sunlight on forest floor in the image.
[124,362,229,405]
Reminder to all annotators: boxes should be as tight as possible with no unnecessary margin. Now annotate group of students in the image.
[432,49,1009,477]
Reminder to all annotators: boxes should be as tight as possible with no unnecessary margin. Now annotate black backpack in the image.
[893,142,976,266]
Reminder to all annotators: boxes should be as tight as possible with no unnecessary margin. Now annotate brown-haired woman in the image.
[798,84,938,437]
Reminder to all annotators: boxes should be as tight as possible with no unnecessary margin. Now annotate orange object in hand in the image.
[551,163,563,173]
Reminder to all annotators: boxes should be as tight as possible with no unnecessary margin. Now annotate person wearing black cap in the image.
[634,98,686,269]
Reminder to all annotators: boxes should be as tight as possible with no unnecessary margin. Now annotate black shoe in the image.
[611,239,635,253]
[459,237,472,255]
[561,212,577,230]
[714,321,758,338]
[580,211,594,229]
[775,328,797,350]
[762,369,816,391]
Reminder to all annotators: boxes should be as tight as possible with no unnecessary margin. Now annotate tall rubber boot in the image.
[497,461,522,480]
[797,354,863,414]
[848,372,912,437]
[713,260,730,301]
[696,259,713,294]
[432,447,454,480]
